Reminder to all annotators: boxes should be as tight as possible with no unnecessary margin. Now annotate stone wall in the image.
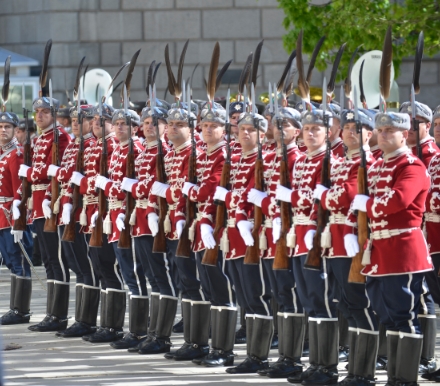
[0,0,438,107]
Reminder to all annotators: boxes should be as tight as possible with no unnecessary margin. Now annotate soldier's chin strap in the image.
[1,207,46,291]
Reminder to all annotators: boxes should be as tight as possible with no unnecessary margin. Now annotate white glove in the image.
[148,212,159,236]
[176,220,186,238]
[95,175,111,190]
[71,171,84,186]
[12,199,21,220]
[182,182,196,196]
[11,229,23,243]
[42,199,52,219]
[304,229,316,250]
[18,164,30,178]
[352,194,369,212]
[116,213,125,231]
[272,217,281,243]
[247,188,267,207]
[90,211,98,228]
[61,203,72,224]
[276,185,293,203]
[47,164,60,178]
[121,177,138,192]
[213,186,229,202]
[151,181,170,198]
[201,223,216,249]
[313,184,329,201]
[237,220,254,246]
[344,234,360,257]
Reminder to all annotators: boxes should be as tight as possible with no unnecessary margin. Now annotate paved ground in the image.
[0,266,438,385]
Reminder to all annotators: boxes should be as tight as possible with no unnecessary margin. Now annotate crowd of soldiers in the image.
[0,38,439,386]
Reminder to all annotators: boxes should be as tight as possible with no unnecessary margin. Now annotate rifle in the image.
[43,79,60,233]
[244,83,263,265]
[62,96,84,242]
[273,98,292,270]
[202,89,231,266]
[118,85,134,249]
[176,82,197,258]
[13,84,32,231]
[89,98,106,248]
[304,77,331,270]
[152,85,168,253]
[348,86,368,283]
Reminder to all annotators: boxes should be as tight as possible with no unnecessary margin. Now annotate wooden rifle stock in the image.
[118,143,135,249]
[348,164,367,283]
[304,155,330,270]
[176,149,197,258]
[273,156,291,270]
[44,126,59,233]
[244,157,263,264]
[14,113,32,231]
[152,148,168,253]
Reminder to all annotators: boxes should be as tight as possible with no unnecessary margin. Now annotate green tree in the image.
[278,0,440,78]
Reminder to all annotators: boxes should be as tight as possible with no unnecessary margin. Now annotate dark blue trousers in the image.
[366,273,424,334]
[292,254,337,318]
[195,250,235,307]
[0,227,30,277]
[227,257,271,317]
[113,241,147,296]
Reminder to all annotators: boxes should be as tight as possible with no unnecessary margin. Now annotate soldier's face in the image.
[274,119,299,146]
[143,117,166,142]
[113,119,130,142]
[35,108,53,129]
[167,120,190,146]
[230,112,241,136]
[71,117,92,137]
[238,124,258,151]
[342,123,372,151]
[433,118,440,144]
[302,124,326,152]
[201,122,224,146]
[92,115,113,138]
[407,116,430,145]
[0,122,15,144]
[377,126,408,155]
[14,128,26,145]
[329,118,341,142]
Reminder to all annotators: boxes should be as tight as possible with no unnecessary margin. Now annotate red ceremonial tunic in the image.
[262,138,277,153]
[0,139,23,230]
[18,125,70,220]
[221,148,258,260]
[409,136,439,168]
[78,133,119,234]
[185,141,226,252]
[424,153,440,254]
[346,147,431,276]
[320,147,375,258]
[331,138,345,158]
[131,140,169,237]
[103,139,144,243]
[370,145,382,160]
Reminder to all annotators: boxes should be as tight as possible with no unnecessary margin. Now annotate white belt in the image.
[168,203,177,211]
[227,218,236,227]
[83,196,98,206]
[293,214,315,226]
[108,200,123,210]
[370,227,418,240]
[0,197,13,203]
[329,213,347,225]
[136,199,149,209]
[264,219,273,228]
[32,184,49,191]
[424,213,440,223]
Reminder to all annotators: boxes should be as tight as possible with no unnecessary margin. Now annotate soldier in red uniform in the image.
[49,105,98,338]
[119,105,173,351]
[0,112,32,325]
[94,109,147,345]
[347,112,431,386]
[314,109,378,386]
[143,103,205,355]
[246,107,306,378]
[276,109,339,385]
[181,107,237,366]
[15,97,71,332]
[214,112,273,374]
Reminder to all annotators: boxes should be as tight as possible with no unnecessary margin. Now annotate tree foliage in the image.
[278,0,440,79]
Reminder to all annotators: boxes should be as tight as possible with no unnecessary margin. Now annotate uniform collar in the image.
[0,137,18,153]
[408,135,433,148]
[41,124,55,135]
[346,145,370,160]
[144,140,158,149]
[206,140,225,155]
[383,145,410,162]
[307,144,326,159]
[276,142,298,156]
[174,140,191,153]
[241,147,258,158]
[331,137,343,147]
[75,132,94,144]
